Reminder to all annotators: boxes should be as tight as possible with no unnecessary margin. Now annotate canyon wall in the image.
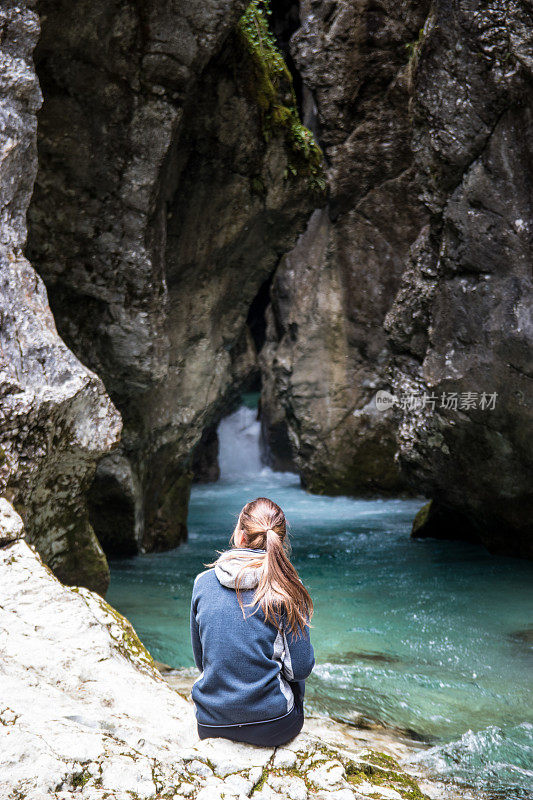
[260,0,429,494]
[1,0,531,576]
[385,0,533,557]
[261,0,532,555]
[0,0,121,594]
[26,0,324,560]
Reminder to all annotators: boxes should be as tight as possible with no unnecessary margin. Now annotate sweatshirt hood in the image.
[214,548,266,590]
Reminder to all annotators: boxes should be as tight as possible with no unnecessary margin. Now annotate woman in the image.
[190,496,314,746]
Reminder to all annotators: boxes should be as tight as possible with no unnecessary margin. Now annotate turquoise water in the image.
[107,404,533,798]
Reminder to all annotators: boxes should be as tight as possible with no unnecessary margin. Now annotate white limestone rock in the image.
[0,534,195,798]
[308,759,347,789]
[99,754,155,797]
[190,736,274,778]
[273,747,298,768]
[0,498,24,543]
[268,773,308,799]
[356,784,403,799]
[223,772,255,796]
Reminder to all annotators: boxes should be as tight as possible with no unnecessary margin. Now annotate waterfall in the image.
[217,405,265,481]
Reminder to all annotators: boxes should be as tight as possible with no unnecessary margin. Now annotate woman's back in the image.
[191,552,314,726]
[189,497,314,745]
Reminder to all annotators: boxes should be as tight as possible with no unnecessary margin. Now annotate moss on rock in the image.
[411,501,432,536]
[236,0,325,193]
[345,749,431,800]
[72,586,157,674]
[70,770,91,788]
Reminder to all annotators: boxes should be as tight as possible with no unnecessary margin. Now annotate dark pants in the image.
[197,680,305,747]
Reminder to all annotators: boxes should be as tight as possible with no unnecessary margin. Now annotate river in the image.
[107,396,533,799]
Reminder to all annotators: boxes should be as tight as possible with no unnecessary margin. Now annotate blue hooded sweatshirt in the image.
[190,548,314,727]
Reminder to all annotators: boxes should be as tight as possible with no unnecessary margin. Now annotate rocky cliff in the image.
[260,0,429,494]
[26,0,324,561]
[259,0,532,555]
[0,0,531,590]
[0,0,121,595]
[385,0,533,557]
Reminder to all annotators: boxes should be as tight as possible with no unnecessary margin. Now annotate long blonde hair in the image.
[211,497,313,637]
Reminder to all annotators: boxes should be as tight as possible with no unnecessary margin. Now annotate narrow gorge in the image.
[2,0,531,594]
[1,0,532,798]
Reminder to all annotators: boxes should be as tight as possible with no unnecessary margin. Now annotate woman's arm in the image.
[282,624,315,681]
[190,595,203,671]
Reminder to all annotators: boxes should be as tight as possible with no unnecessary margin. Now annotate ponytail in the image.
[215,497,313,637]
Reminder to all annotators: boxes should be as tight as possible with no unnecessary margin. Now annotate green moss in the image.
[345,755,430,800]
[364,750,401,770]
[72,586,157,671]
[251,764,268,793]
[236,0,325,193]
[237,0,291,109]
[251,175,267,195]
[248,742,429,800]
[405,26,425,63]
[412,500,432,536]
[71,770,90,788]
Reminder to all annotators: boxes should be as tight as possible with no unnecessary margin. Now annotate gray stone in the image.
[0,0,121,593]
[27,0,322,558]
[260,0,429,494]
[385,0,533,557]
